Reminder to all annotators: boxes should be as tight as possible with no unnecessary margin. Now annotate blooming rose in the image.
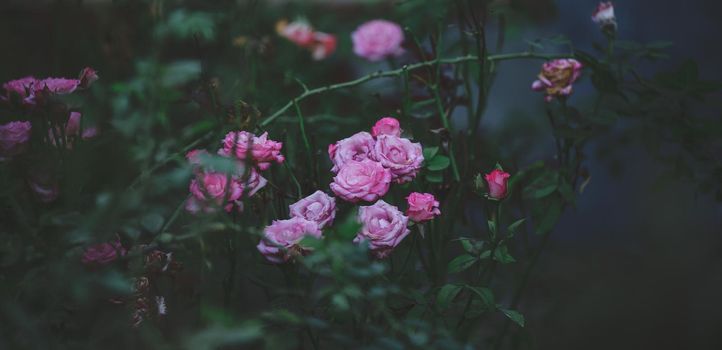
[371,117,401,138]
[257,217,322,264]
[289,190,336,229]
[352,19,405,61]
[220,131,285,170]
[310,31,337,60]
[0,121,32,159]
[355,200,410,258]
[485,169,511,199]
[592,2,617,32]
[34,78,80,95]
[2,77,37,105]
[82,239,126,265]
[329,131,376,173]
[371,135,423,183]
[531,59,583,102]
[186,167,267,214]
[330,159,391,203]
[406,192,441,222]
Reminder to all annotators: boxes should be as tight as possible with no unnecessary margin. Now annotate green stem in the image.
[431,86,461,182]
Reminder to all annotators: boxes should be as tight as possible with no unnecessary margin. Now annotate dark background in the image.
[1,0,720,348]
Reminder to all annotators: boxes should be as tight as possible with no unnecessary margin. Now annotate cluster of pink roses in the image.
[329,117,423,202]
[276,19,337,60]
[185,130,284,214]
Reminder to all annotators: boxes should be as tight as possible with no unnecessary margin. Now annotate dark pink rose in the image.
[355,200,410,258]
[220,131,285,170]
[531,59,583,102]
[82,240,126,265]
[2,77,37,105]
[34,78,80,95]
[257,217,322,264]
[352,20,405,61]
[329,131,376,173]
[0,121,32,159]
[371,117,401,138]
[484,169,511,199]
[330,159,391,203]
[371,135,423,183]
[289,190,336,229]
[406,192,441,222]
[186,164,267,214]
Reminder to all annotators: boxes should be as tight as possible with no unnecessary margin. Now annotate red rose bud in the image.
[484,169,511,200]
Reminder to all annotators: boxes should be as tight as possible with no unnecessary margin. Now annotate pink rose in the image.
[355,200,410,258]
[531,59,583,102]
[329,131,376,173]
[289,190,336,229]
[186,167,267,214]
[2,77,37,105]
[79,67,99,89]
[257,217,322,264]
[0,121,32,159]
[277,19,315,47]
[34,78,80,95]
[352,20,405,61]
[371,117,401,138]
[406,192,441,222]
[371,135,423,183]
[310,32,337,60]
[220,131,285,171]
[82,239,126,265]
[592,2,617,31]
[484,169,511,199]
[330,159,391,203]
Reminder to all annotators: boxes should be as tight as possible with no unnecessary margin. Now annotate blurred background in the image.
[0,0,720,349]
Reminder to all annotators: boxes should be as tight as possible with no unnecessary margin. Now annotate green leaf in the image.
[447,254,478,274]
[426,155,450,171]
[335,210,361,240]
[499,308,525,328]
[437,284,463,309]
[466,286,495,306]
[535,197,563,235]
[423,146,440,160]
[487,220,496,235]
[493,245,516,264]
[507,218,526,235]
[425,171,444,183]
[460,239,474,254]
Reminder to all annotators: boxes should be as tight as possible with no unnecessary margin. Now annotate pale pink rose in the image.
[329,131,376,173]
[34,78,80,95]
[82,239,126,265]
[484,169,511,199]
[28,173,59,203]
[79,67,99,89]
[352,20,405,62]
[371,135,423,183]
[371,117,401,137]
[531,59,583,102]
[289,190,336,229]
[0,121,32,159]
[330,159,391,203]
[186,167,267,214]
[406,192,440,222]
[310,32,337,60]
[2,77,37,105]
[220,131,284,170]
[592,2,617,31]
[277,19,315,47]
[257,217,322,264]
[355,200,410,258]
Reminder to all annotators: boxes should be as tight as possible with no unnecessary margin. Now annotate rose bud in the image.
[81,239,126,265]
[592,2,617,34]
[406,192,441,222]
[371,117,401,138]
[78,67,99,89]
[484,168,511,200]
[310,32,337,60]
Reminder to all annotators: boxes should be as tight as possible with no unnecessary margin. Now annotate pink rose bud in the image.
[531,59,583,102]
[355,200,410,258]
[484,169,511,199]
[371,117,401,137]
[329,131,376,173]
[276,19,315,47]
[220,131,285,171]
[257,217,322,264]
[2,77,37,106]
[406,192,441,222]
[0,120,32,160]
[371,135,423,184]
[310,31,337,60]
[352,19,405,62]
[330,159,391,203]
[78,67,99,89]
[82,239,126,265]
[592,2,617,32]
[289,190,337,229]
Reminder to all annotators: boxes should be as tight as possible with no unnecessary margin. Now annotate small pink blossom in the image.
[329,131,376,173]
[79,67,99,89]
[277,19,315,47]
[531,59,583,102]
[484,169,511,200]
[330,159,391,203]
[0,121,32,159]
[289,190,336,229]
[352,20,405,61]
[371,135,423,183]
[592,2,617,31]
[310,32,337,60]
[220,131,285,171]
[186,167,267,214]
[355,200,410,258]
[371,117,401,138]
[257,217,322,264]
[406,192,440,222]
[82,239,126,265]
